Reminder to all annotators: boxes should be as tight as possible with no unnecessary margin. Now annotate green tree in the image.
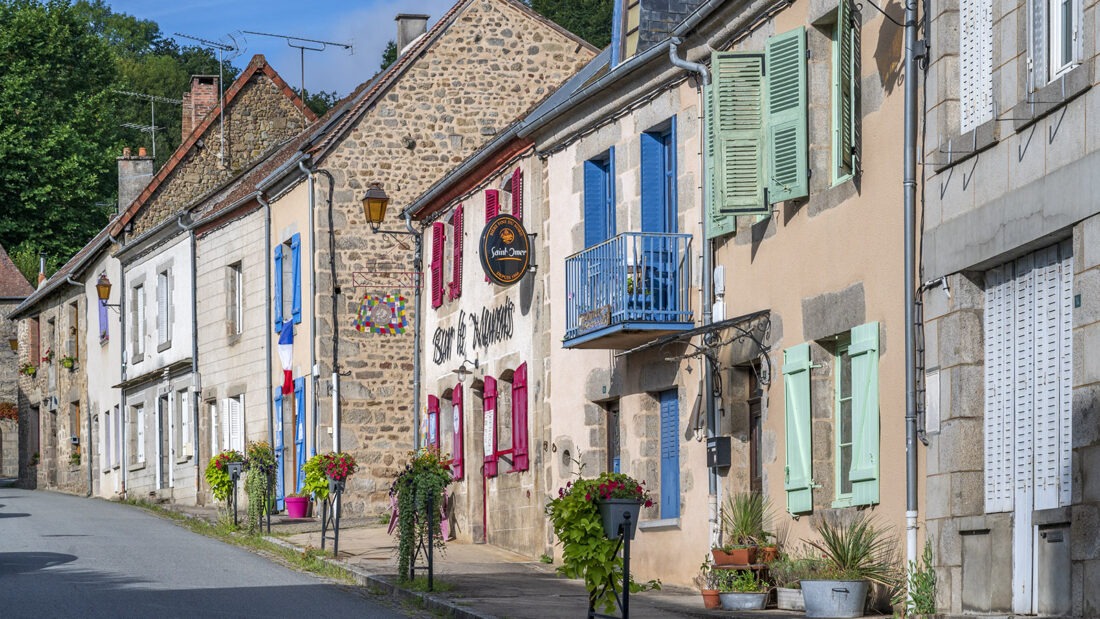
[380,40,397,71]
[529,0,613,49]
[295,88,338,117]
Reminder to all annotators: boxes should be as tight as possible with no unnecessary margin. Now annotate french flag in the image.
[278,320,294,395]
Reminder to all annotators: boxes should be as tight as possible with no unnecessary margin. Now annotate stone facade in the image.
[294,0,596,519]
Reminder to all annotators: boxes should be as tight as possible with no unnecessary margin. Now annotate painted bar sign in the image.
[479,214,530,286]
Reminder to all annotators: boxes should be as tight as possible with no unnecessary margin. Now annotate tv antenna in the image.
[174,32,240,166]
[114,90,182,159]
[242,30,352,98]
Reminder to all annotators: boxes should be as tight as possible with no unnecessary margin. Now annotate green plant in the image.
[324,451,358,481]
[546,472,660,614]
[694,555,719,589]
[906,539,936,616]
[244,441,276,533]
[19,363,36,377]
[28,451,39,466]
[303,453,333,501]
[69,450,81,466]
[60,355,76,369]
[204,449,244,502]
[720,492,773,547]
[540,553,554,564]
[767,553,822,589]
[41,347,53,364]
[804,513,902,590]
[714,569,769,593]
[390,447,454,582]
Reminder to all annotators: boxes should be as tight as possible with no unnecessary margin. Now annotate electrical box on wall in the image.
[707,435,731,468]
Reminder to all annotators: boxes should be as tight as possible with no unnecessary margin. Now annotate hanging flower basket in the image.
[597,498,642,540]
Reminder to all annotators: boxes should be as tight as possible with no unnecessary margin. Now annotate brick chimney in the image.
[181,75,220,140]
[395,14,430,56]
[117,146,154,214]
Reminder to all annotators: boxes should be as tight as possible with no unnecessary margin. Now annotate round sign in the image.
[479,214,531,286]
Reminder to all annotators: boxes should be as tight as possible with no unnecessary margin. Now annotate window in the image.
[583,149,615,247]
[606,400,621,473]
[28,317,39,363]
[960,0,993,132]
[641,121,677,233]
[658,389,680,519]
[1047,0,1081,80]
[834,334,855,502]
[431,221,446,308]
[622,0,640,59]
[98,297,109,344]
[449,205,464,301]
[832,0,860,182]
[227,262,243,336]
[132,284,145,358]
[483,376,498,477]
[208,400,219,458]
[707,27,808,237]
[983,243,1073,513]
[70,401,80,456]
[133,403,145,464]
[103,407,112,472]
[274,234,301,333]
[427,395,441,451]
[451,384,464,480]
[68,301,79,360]
[176,388,190,459]
[223,394,244,452]
[157,269,171,346]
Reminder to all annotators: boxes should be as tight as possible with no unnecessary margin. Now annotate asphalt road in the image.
[0,488,406,618]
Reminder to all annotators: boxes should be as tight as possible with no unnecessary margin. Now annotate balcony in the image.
[564,232,693,349]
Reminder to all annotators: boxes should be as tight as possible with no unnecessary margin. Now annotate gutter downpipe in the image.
[298,161,319,457]
[405,211,422,450]
[259,194,274,458]
[177,214,201,496]
[903,0,920,567]
[63,276,95,497]
[669,37,718,546]
[118,241,128,495]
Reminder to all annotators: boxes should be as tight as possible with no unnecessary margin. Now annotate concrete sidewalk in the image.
[157,501,804,619]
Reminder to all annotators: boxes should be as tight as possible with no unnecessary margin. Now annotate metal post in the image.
[427,492,434,592]
[621,512,631,619]
[903,0,921,568]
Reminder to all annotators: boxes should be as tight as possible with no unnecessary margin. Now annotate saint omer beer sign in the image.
[479,214,531,286]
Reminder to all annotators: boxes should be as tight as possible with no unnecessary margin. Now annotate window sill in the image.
[931,118,1000,173]
[131,353,144,365]
[830,497,854,509]
[157,340,172,353]
[1009,60,1092,133]
[176,455,191,465]
[638,518,680,532]
[128,462,145,472]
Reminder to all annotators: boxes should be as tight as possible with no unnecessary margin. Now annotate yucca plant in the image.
[720,492,773,546]
[804,513,902,590]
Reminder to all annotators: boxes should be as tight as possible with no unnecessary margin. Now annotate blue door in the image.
[640,121,678,319]
[294,377,306,493]
[273,388,285,511]
[659,389,680,519]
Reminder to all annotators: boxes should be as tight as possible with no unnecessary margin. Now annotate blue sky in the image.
[106,0,456,97]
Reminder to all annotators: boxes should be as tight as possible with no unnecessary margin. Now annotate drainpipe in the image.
[669,37,719,546]
[297,161,319,457]
[405,211,423,450]
[259,194,274,457]
[177,214,201,496]
[903,0,921,567]
[119,245,127,495]
[314,170,340,453]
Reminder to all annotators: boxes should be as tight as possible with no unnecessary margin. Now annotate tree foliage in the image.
[380,40,397,71]
[295,88,338,118]
[529,0,613,49]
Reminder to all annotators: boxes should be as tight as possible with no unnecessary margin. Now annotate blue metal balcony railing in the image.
[565,232,693,345]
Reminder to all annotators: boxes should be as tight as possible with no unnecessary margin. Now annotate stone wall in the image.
[1,299,22,408]
[309,0,595,518]
[133,65,313,236]
[0,419,16,477]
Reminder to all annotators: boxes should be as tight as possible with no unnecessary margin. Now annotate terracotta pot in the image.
[712,546,757,565]
[759,545,778,563]
[700,589,721,610]
[711,548,736,566]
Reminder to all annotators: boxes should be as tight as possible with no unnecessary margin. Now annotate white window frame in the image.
[1048,0,1081,80]
[134,404,145,464]
[176,388,191,460]
[157,269,171,347]
[229,262,243,336]
[132,283,145,358]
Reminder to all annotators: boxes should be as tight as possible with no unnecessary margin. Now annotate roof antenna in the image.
[114,90,182,159]
[174,32,238,167]
[242,30,352,100]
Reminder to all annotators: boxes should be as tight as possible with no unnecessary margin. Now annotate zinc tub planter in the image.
[718,591,768,610]
[776,586,805,611]
[801,579,868,618]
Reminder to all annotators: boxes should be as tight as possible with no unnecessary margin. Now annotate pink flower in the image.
[644,499,653,508]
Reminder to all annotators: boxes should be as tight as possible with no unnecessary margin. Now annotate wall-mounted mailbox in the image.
[707,436,731,468]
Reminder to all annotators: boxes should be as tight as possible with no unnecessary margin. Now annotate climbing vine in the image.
[244,441,276,534]
[389,447,454,582]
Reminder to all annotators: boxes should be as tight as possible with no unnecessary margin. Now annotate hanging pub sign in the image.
[479,214,531,286]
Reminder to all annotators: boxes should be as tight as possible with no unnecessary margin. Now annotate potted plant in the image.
[714,491,773,565]
[60,354,76,370]
[693,556,721,609]
[324,451,358,494]
[285,492,310,518]
[389,447,453,582]
[715,569,769,610]
[768,553,817,611]
[41,347,53,364]
[591,472,652,540]
[204,448,245,505]
[546,472,660,615]
[304,453,333,502]
[20,363,36,377]
[801,514,902,618]
[244,441,276,533]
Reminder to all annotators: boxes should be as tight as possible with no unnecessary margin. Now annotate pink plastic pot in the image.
[285,496,309,519]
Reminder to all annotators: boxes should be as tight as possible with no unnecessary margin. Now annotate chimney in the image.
[395,14,430,56]
[37,253,46,287]
[181,75,220,140]
[117,147,154,214]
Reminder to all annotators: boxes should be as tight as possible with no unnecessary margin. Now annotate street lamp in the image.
[95,273,122,313]
[454,357,479,383]
[362,182,391,234]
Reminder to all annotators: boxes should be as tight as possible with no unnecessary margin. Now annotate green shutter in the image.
[849,321,880,506]
[705,83,735,238]
[711,52,767,216]
[783,342,813,514]
[766,27,809,203]
[834,0,859,180]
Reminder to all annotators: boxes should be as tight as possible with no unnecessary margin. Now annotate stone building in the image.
[0,244,33,478]
[921,0,1100,615]
[257,0,596,517]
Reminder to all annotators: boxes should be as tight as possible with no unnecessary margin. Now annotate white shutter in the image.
[1011,253,1036,615]
[1032,247,1062,509]
[179,390,191,457]
[960,0,994,132]
[158,271,170,345]
[136,405,145,463]
[104,409,112,471]
[229,396,244,452]
[210,402,220,456]
[168,392,176,463]
[221,399,230,451]
[984,265,1015,513]
[1058,242,1073,506]
[1029,0,1049,89]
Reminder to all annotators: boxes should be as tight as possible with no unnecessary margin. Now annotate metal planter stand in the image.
[408,492,436,591]
[589,500,640,619]
[227,461,244,528]
[321,477,344,556]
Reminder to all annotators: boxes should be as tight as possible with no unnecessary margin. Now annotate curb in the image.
[263,535,494,619]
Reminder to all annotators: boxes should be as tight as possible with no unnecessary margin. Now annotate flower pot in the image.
[801,579,869,618]
[714,546,756,565]
[597,498,641,540]
[718,591,767,610]
[776,586,805,611]
[327,477,345,496]
[711,548,737,566]
[759,544,778,563]
[285,496,309,519]
[700,589,721,610]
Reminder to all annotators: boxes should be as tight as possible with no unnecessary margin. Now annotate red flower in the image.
[644,499,653,508]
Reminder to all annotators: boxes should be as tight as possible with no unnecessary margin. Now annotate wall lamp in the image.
[95,273,122,314]
[454,357,479,383]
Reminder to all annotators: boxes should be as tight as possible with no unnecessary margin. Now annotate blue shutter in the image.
[640,131,665,233]
[294,377,306,493]
[584,159,606,247]
[849,322,880,506]
[784,343,814,514]
[665,118,677,233]
[659,390,680,519]
[273,388,284,511]
[274,244,284,333]
[290,233,302,324]
[606,147,616,238]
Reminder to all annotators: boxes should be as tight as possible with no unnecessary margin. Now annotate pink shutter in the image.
[483,376,498,477]
[484,191,499,282]
[511,362,528,472]
[431,222,445,308]
[511,168,523,222]
[452,384,464,481]
[449,204,464,300]
[427,395,440,451]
